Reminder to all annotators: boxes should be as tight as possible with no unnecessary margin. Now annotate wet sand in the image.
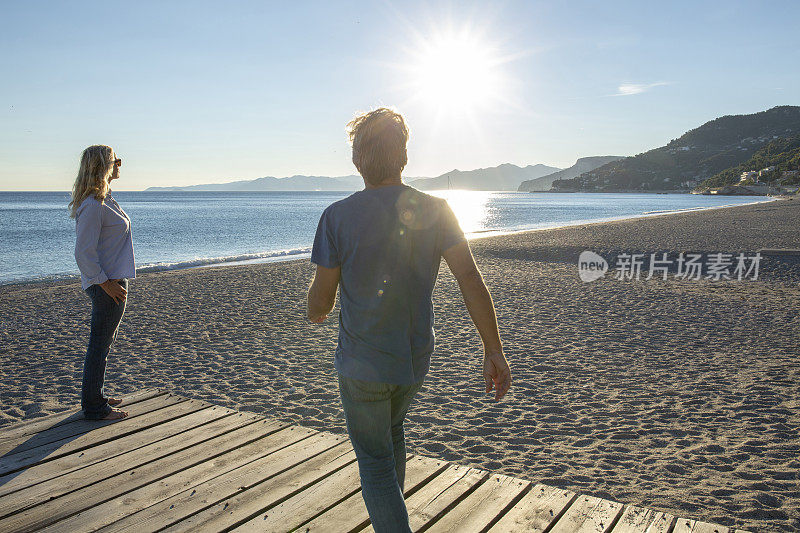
[1,198,798,531]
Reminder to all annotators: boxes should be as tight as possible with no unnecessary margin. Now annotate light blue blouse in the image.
[74,193,136,290]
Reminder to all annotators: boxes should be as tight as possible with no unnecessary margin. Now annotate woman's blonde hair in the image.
[68,145,115,218]
[346,107,409,186]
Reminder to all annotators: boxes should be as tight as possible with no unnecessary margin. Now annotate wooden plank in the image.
[425,473,530,533]
[0,389,164,444]
[5,418,291,532]
[674,518,731,533]
[232,455,413,532]
[155,438,354,532]
[0,396,200,477]
[0,393,183,458]
[360,464,488,532]
[549,495,625,533]
[299,455,450,532]
[487,483,576,533]
[0,390,738,533]
[611,505,675,533]
[28,422,305,532]
[0,407,242,516]
[0,405,235,498]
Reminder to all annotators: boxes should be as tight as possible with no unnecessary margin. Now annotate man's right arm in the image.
[442,240,511,401]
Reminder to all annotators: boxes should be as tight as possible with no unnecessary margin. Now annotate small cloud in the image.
[613,82,669,96]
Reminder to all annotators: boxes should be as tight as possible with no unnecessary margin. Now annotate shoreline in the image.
[0,195,778,290]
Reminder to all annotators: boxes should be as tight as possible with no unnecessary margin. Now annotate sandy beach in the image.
[1,198,798,532]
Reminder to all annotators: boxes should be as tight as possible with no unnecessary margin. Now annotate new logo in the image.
[578,251,608,282]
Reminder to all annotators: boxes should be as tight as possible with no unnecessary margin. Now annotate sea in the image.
[0,190,772,286]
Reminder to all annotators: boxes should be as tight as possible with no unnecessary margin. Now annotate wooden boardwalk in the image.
[0,390,744,532]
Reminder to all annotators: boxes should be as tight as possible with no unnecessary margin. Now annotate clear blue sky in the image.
[1,0,798,190]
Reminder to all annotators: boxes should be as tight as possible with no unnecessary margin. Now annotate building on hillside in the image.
[758,166,777,179]
[740,171,758,182]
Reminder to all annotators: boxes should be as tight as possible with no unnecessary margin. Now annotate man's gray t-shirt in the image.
[311,184,466,385]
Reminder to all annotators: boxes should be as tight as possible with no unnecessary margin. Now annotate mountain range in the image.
[145,105,800,194]
[145,164,562,192]
[408,163,560,191]
[517,156,623,192]
[146,174,366,192]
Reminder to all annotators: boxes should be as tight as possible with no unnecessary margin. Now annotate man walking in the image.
[307,107,511,532]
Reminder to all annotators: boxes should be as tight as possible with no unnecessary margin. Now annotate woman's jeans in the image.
[82,279,127,420]
[337,373,425,533]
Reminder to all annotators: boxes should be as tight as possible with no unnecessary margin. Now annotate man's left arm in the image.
[307,264,341,323]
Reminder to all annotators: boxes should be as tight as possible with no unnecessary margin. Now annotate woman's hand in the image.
[100,279,127,304]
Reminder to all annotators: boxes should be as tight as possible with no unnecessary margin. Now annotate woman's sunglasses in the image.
[114,158,122,168]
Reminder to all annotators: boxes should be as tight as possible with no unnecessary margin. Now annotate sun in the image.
[406,30,506,113]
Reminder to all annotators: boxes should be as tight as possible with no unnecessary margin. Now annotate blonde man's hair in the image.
[346,107,409,186]
[68,145,115,218]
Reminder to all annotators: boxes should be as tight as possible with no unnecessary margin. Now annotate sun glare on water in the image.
[430,190,491,234]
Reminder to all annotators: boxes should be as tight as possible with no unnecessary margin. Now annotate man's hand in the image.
[484,351,511,401]
[307,264,340,324]
[443,241,511,401]
[100,279,127,304]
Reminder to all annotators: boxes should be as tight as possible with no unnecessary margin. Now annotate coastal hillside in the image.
[700,135,800,188]
[409,163,560,191]
[518,156,623,192]
[551,105,800,192]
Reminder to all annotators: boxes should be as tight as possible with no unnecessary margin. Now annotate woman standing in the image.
[69,145,135,420]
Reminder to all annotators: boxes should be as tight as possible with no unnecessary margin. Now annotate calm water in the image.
[0,190,771,285]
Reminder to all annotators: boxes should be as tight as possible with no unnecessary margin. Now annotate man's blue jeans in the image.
[82,279,127,420]
[337,373,425,533]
